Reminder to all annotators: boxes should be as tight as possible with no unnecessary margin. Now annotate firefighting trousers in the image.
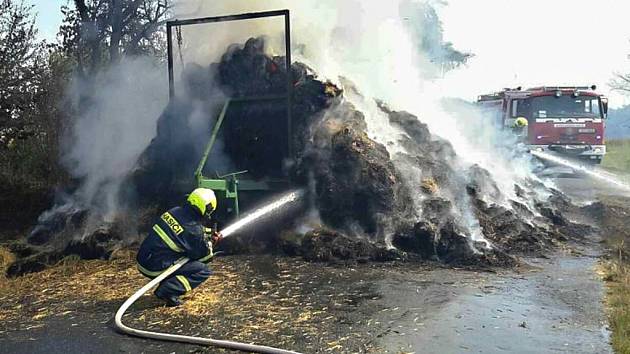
[141,260,212,298]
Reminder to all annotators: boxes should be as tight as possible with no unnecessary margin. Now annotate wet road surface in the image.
[374,176,614,353]
[376,251,611,353]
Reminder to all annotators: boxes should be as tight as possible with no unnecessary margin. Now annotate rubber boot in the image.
[154,288,183,307]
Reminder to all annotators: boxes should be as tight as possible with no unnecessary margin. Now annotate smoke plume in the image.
[63,57,167,217]
[30,57,167,245]
[33,0,545,251]
[171,0,545,246]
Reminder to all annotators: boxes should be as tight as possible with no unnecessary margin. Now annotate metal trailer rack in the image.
[165,10,293,216]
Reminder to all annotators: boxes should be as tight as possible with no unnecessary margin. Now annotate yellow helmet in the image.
[514,117,528,127]
[187,188,217,216]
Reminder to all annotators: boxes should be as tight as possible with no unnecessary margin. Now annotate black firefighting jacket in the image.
[136,204,213,276]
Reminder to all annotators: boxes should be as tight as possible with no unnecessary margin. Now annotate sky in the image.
[29,0,630,107]
[30,0,66,41]
[438,0,630,108]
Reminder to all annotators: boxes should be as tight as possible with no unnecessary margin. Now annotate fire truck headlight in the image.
[593,147,602,153]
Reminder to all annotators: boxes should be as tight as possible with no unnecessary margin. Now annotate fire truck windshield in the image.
[515,95,601,119]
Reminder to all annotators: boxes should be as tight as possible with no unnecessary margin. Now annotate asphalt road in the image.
[555,176,630,202]
[372,175,616,353]
[376,249,611,354]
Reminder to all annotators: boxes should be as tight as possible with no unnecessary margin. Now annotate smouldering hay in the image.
[421,178,439,195]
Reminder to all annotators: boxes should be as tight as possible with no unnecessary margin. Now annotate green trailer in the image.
[193,99,290,216]
[166,10,294,217]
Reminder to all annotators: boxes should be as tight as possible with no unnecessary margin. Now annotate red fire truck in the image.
[477,86,609,164]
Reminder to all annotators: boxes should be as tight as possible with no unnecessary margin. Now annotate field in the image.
[600,140,630,354]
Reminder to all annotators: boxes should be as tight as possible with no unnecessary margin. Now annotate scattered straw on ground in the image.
[0,249,142,326]
[0,245,14,274]
[0,250,387,352]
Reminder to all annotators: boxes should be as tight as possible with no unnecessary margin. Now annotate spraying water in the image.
[531,150,630,192]
[221,190,304,238]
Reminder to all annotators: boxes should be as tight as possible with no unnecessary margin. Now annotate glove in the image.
[201,239,215,263]
[211,231,223,245]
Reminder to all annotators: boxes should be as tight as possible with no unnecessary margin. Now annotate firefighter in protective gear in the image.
[513,117,528,128]
[136,188,222,307]
[512,116,529,140]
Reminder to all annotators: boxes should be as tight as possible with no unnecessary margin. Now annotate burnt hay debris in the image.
[8,37,591,276]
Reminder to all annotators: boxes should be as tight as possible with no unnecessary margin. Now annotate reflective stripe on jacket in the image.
[137,204,212,271]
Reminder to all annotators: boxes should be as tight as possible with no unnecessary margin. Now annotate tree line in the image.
[0,0,477,196]
[0,0,170,190]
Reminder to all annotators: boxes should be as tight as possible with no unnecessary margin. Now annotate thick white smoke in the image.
[172,0,544,246]
[38,1,546,247]
[48,57,167,234]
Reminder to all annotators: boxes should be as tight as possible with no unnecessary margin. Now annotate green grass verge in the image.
[603,140,630,175]
[599,195,630,354]
[603,253,630,354]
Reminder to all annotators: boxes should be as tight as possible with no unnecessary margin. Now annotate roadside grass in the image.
[598,193,630,354]
[602,244,630,354]
[602,139,630,176]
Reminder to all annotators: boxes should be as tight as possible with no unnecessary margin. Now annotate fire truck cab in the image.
[477,86,608,164]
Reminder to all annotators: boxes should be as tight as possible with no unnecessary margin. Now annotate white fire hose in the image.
[114,257,300,354]
[114,191,303,353]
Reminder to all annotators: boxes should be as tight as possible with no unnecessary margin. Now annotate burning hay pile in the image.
[214,38,594,266]
[133,37,588,266]
[7,37,592,276]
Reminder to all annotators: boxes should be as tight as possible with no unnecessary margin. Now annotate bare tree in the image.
[610,72,630,94]
[401,1,474,75]
[59,0,170,77]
